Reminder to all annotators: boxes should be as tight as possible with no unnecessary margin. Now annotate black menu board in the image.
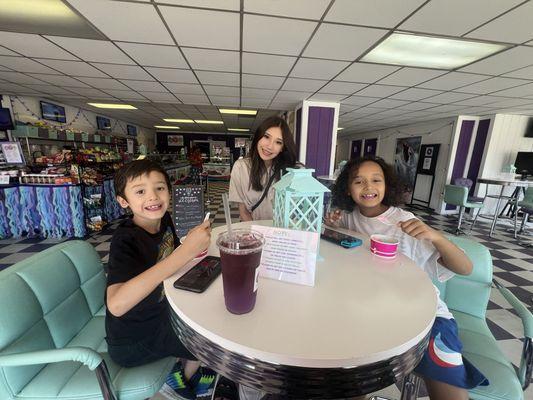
[173,185,204,237]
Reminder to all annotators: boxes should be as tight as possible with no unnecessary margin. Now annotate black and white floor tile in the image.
[1,181,531,399]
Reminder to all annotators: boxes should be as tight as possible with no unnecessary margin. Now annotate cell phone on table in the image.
[321,228,362,249]
[173,256,221,293]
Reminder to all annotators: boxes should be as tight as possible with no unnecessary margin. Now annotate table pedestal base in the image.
[170,309,430,399]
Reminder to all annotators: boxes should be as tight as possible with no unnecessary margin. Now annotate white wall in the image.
[1,95,155,150]
[337,117,457,210]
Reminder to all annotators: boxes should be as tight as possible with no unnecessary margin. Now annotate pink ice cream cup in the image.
[370,234,399,258]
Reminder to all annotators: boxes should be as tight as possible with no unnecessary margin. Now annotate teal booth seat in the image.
[0,241,175,400]
[436,236,533,400]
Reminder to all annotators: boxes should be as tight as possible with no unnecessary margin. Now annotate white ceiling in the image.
[0,0,532,135]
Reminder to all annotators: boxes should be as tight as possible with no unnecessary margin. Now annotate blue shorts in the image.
[414,317,489,389]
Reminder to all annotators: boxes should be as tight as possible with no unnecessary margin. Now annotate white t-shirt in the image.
[229,158,275,221]
[339,206,454,319]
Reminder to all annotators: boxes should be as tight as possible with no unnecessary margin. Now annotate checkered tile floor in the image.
[1,181,531,399]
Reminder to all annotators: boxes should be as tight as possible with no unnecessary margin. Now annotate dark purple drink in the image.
[216,229,265,314]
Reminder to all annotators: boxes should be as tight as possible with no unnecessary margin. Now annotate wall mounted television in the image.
[127,124,137,136]
[514,152,533,176]
[96,116,111,131]
[525,118,533,138]
[0,107,14,130]
[40,101,66,123]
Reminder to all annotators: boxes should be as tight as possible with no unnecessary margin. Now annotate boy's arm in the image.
[107,220,210,317]
[399,218,472,276]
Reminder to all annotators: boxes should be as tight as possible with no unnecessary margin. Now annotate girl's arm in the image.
[238,203,253,221]
[399,218,472,275]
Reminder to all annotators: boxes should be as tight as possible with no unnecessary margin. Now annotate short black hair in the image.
[114,159,171,199]
[331,156,402,212]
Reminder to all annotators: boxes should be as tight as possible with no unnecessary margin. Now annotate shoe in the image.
[164,362,196,400]
[189,366,218,398]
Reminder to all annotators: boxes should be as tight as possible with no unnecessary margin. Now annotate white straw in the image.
[222,193,233,238]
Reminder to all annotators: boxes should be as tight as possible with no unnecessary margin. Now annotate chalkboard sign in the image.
[173,185,204,237]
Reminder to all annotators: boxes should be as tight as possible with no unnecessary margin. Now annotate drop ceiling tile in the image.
[304,24,387,61]
[67,0,174,45]
[68,87,113,97]
[75,77,130,90]
[209,95,240,106]
[141,92,179,102]
[242,88,277,99]
[146,67,198,83]
[319,81,366,95]
[244,0,330,19]
[100,89,147,100]
[240,97,270,108]
[487,98,533,107]
[24,84,77,95]
[307,93,346,102]
[451,95,502,106]
[353,84,405,97]
[325,0,426,28]
[242,53,296,76]
[456,77,529,94]
[466,1,533,44]
[389,87,441,101]
[243,15,317,56]
[44,36,132,65]
[27,74,90,87]
[417,72,489,90]
[163,83,205,94]
[335,62,399,83]
[423,92,478,104]
[115,42,188,68]
[203,85,240,96]
[119,79,167,92]
[175,94,211,105]
[490,82,533,97]
[0,56,61,74]
[91,63,153,80]
[274,90,311,101]
[269,101,298,110]
[160,7,239,50]
[400,0,523,36]
[242,74,284,89]
[460,46,533,75]
[156,0,240,10]
[368,98,411,108]
[0,46,18,56]
[182,48,239,72]
[1,71,50,85]
[503,65,533,80]
[0,32,77,60]
[396,102,437,111]
[342,95,380,106]
[196,71,239,86]
[426,104,464,113]
[290,58,349,80]
[377,67,446,86]
[37,59,107,77]
[281,78,327,92]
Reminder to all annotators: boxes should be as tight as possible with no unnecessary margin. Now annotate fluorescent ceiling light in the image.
[195,120,224,124]
[163,118,194,123]
[154,125,180,129]
[361,32,508,69]
[228,128,250,132]
[88,103,137,110]
[219,109,257,115]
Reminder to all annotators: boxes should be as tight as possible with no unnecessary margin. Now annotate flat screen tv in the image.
[525,118,533,138]
[514,152,533,176]
[127,124,137,136]
[0,107,14,130]
[40,101,66,123]
[96,116,111,131]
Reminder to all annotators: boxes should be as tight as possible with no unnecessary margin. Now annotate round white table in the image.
[164,221,437,399]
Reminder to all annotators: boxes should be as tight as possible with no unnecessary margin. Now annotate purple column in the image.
[295,108,302,159]
[467,119,490,195]
[363,138,377,156]
[305,106,335,176]
[350,139,362,159]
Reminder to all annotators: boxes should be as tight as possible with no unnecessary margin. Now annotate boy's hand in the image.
[398,218,444,243]
[181,219,211,257]
[324,209,342,227]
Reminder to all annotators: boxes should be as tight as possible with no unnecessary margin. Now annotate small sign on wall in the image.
[168,135,184,146]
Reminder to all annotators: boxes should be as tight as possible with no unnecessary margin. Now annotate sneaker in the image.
[163,362,196,400]
[189,366,218,398]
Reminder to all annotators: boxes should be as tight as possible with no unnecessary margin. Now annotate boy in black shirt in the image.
[105,159,213,399]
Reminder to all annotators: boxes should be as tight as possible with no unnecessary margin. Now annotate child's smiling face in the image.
[349,161,387,216]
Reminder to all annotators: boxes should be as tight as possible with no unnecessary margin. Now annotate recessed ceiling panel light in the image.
[361,33,508,69]
[154,125,180,129]
[228,128,250,132]
[163,118,195,123]
[88,103,137,109]
[219,109,257,115]
[195,120,224,124]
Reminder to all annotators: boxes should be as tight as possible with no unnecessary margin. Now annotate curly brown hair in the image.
[331,156,402,212]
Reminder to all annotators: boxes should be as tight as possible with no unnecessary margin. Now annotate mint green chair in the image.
[513,187,533,239]
[0,240,175,400]
[436,236,532,400]
[444,184,484,235]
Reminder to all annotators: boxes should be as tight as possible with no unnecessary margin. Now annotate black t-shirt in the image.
[105,212,179,344]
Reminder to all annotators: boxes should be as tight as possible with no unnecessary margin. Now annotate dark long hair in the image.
[331,156,402,212]
[248,116,298,191]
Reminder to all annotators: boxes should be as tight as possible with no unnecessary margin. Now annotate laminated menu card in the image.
[252,225,319,287]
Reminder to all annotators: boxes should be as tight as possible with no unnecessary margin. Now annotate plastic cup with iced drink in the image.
[216,229,265,314]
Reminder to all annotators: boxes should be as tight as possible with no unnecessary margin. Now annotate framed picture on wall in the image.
[168,135,184,146]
